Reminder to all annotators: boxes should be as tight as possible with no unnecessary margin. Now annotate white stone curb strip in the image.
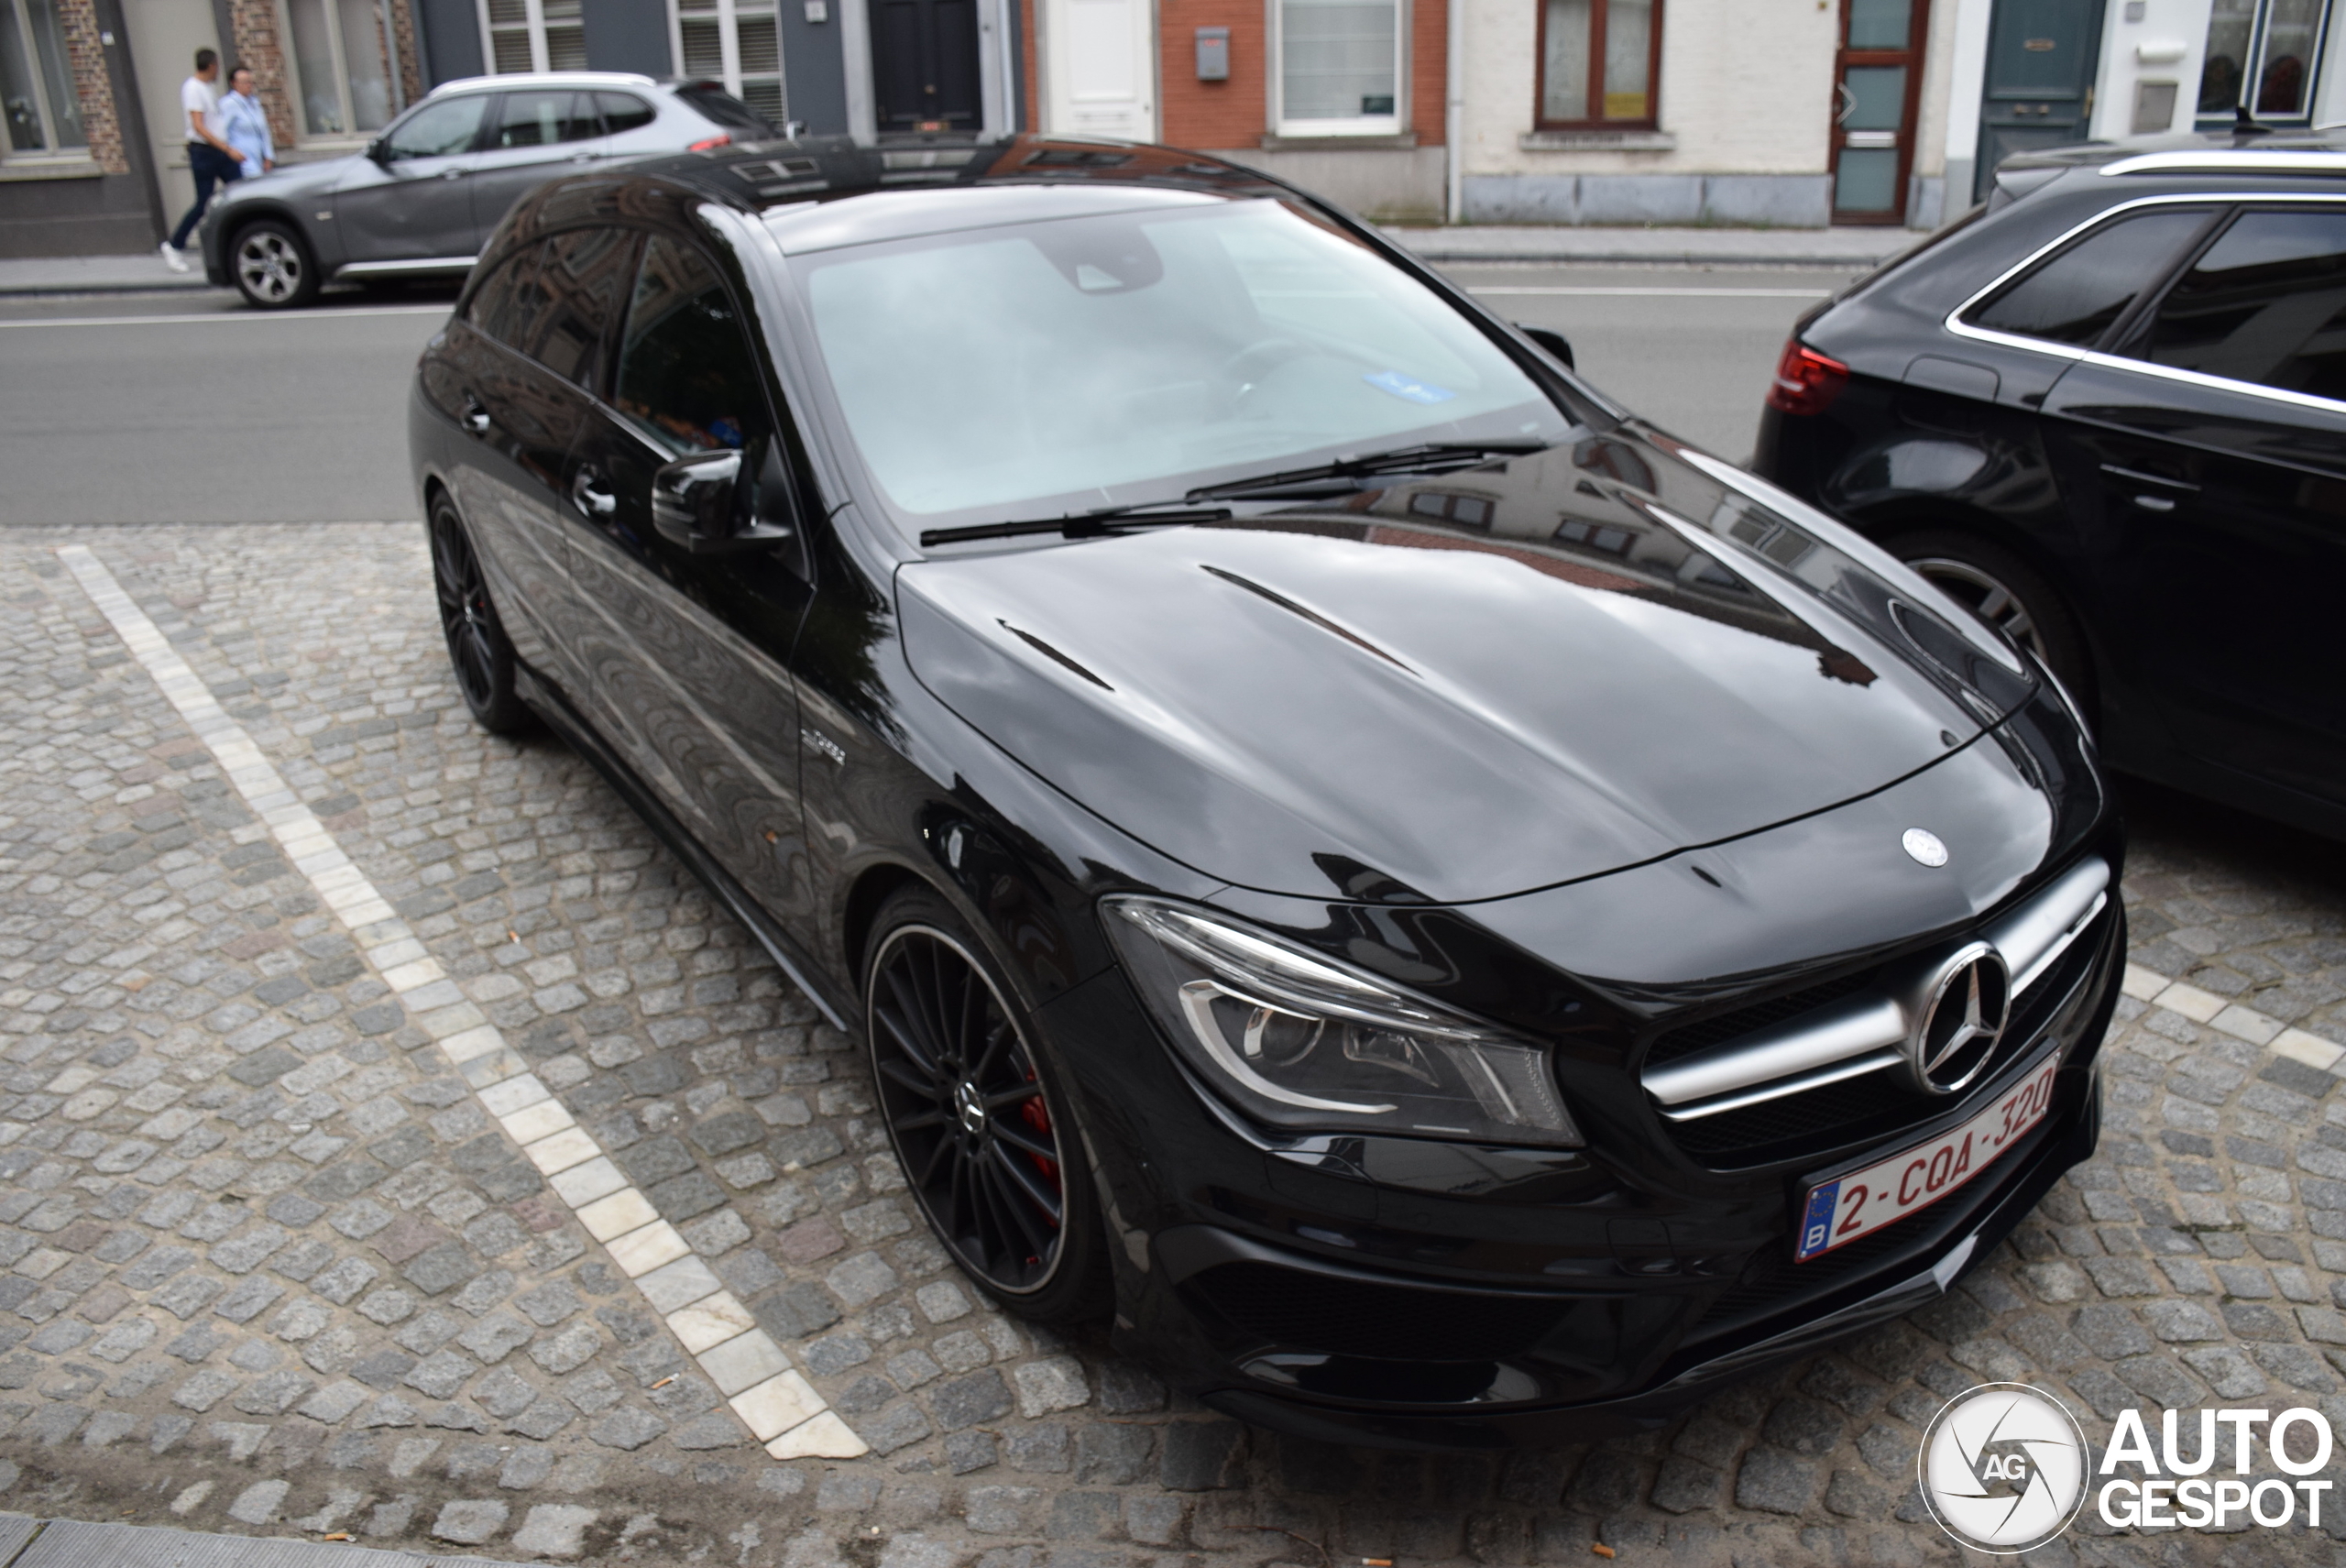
[2121,959,2344,1073]
[54,543,868,1463]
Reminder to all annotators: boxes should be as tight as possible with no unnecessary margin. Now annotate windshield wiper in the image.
[919,501,1232,548]
[1183,440,1553,502]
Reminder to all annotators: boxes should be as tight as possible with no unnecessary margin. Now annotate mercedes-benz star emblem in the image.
[1903,941,2012,1095]
[1903,828,1949,867]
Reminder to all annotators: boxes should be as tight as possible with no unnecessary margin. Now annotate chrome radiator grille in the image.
[1642,856,2110,1165]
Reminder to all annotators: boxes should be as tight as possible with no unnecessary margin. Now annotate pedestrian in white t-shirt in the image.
[161,49,239,272]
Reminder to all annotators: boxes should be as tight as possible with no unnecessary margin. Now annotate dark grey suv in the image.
[198,72,776,309]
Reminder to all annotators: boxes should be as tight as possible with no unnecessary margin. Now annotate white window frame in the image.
[667,0,784,122]
[2196,0,2333,126]
[0,0,88,161]
[278,0,394,142]
[478,0,587,73]
[1267,0,1406,138]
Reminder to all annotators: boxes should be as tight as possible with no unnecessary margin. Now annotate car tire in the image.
[862,885,1113,1326]
[1881,528,2095,721]
[429,498,532,735]
[229,218,320,310]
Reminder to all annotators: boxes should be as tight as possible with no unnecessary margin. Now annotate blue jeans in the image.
[169,143,242,249]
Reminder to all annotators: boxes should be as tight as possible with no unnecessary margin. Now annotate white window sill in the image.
[0,157,105,181]
[1518,128,1676,151]
[1262,126,1413,151]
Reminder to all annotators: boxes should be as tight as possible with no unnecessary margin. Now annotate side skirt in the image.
[514,663,855,1031]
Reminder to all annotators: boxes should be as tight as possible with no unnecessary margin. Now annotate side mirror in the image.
[651,444,798,556]
[367,137,394,164]
[1518,323,1575,371]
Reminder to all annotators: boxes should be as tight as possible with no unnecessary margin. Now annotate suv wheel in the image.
[231,219,320,310]
[1883,529,2095,721]
[863,887,1112,1324]
[430,498,531,733]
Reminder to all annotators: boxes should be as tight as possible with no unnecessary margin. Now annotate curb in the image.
[0,277,221,300]
[1388,245,1897,268]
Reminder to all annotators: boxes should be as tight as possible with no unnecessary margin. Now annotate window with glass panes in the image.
[672,0,783,124]
[2198,0,2330,123]
[1273,0,1401,134]
[1538,0,1660,127]
[481,0,585,73]
[0,0,86,159]
[283,0,393,136]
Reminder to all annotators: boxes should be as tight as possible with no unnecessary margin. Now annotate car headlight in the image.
[1102,896,1583,1148]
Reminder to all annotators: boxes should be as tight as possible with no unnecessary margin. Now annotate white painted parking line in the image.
[53,541,869,1464]
[1466,286,1832,298]
[0,305,453,329]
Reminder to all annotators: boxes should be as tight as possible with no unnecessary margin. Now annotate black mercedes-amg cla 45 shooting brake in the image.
[411,135,2124,1449]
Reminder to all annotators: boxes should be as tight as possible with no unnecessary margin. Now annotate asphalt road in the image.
[0,264,1858,527]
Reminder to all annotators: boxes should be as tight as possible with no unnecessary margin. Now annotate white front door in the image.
[1043,0,1154,139]
[121,0,220,220]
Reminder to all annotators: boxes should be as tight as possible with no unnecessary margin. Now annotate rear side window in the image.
[597,92,655,134]
[2135,208,2346,403]
[467,246,547,348]
[525,228,637,386]
[1965,207,2214,348]
[674,82,775,134]
[493,89,600,148]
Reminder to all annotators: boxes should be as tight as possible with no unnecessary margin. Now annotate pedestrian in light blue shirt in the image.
[217,65,274,180]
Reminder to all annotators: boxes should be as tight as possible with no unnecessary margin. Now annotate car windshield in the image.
[788,198,1574,534]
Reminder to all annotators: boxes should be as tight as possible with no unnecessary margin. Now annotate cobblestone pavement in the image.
[4,523,2346,1567]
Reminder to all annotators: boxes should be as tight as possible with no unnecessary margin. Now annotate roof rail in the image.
[423,71,661,97]
[2101,149,2346,176]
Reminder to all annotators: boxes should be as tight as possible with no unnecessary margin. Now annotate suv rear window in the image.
[675,82,776,134]
[1965,207,2215,348]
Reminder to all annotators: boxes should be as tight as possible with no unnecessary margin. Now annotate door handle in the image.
[2131,495,2176,512]
[459,393,490,434]
[440,167,466,180]
[2099,463,2198,492]
[1835,82,1856,124]
[573,469,617,516]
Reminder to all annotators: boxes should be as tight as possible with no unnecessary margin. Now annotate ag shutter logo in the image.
[1917,1383,2090,1552]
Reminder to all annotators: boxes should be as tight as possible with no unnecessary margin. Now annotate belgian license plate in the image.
[1794,1057,2060,1262]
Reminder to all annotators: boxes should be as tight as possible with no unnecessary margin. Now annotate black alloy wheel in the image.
[430,499,530,734]
[1883,528,2096,727]
[864,891,1108,1321]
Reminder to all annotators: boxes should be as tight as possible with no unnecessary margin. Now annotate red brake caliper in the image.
[1018,1068,1061,1224]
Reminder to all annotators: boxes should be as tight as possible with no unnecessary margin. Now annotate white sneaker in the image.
[159,242,190,273]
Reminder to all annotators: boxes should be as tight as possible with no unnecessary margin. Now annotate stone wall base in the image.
[1203,145,1447,225]
[1463,172,1834,228]
[0,170,155,256]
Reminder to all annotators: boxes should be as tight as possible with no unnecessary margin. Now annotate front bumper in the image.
[1064,885,2121,1451]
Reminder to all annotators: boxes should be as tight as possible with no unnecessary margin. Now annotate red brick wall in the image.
[57,0,130,172]
[1157,0,1442,148]
[389,0,423,111]
[1020,0,1038,130]
[1158,0,1266,148]
[1411,0,1442,145]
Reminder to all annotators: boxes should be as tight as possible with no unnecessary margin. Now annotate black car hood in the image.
[898,428,2035,905]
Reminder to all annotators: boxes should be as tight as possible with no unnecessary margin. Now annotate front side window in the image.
[481,0,585,74]
[284,0,392,137]
[2134,208,2346,404]
[615,236,772,455]
[0,0,84,159]
[1276,0,1400,135]
[673,1,785,126]
[1965,208,2215,348]
[1539,0,1659,128]
[794,199,1574,527]
[2198,0,2330,123]
[380,93,488,159]
[491,89,600,148]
